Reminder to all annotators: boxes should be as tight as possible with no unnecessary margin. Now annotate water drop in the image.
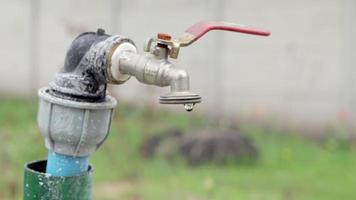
[184,104,194,112]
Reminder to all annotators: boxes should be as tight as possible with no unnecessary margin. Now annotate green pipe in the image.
[24,160,92,200]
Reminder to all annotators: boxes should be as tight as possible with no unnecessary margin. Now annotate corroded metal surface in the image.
[50,29,134,102]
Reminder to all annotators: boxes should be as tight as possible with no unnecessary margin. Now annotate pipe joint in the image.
[49,29,135,102]
[38,87,116,157]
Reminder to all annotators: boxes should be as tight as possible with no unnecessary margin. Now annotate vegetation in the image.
[0,98,355,200]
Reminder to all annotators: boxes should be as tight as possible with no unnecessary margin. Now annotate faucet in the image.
[107,33,200,111]
[26,21,270,199]
[105,21,270,111]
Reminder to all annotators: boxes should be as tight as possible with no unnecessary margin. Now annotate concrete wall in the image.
[1,0,355,126]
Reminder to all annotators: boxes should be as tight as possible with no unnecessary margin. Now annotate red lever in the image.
[185,21,270,42]
[146,20,271,59]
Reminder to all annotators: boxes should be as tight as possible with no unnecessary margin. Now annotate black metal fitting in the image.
[49,29,111,102]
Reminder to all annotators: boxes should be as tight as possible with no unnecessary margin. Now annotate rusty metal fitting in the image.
[157,33,172,41]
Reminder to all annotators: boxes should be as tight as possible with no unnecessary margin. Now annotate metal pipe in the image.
[24,160,92,200]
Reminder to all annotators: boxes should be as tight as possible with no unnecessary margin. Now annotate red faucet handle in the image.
[180,21,270,46]
[146,20,270,59]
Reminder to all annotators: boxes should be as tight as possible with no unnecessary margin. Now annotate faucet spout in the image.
[108,45,201,109]
[159,65,201,111]
[160,67,201,110]
[168,68,190,93]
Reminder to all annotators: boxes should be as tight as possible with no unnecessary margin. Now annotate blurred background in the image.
[1,0,356,199]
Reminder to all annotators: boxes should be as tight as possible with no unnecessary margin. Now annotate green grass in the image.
[0,98,355,200]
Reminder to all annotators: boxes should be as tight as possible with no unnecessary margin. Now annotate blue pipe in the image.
[46,151,89,176]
